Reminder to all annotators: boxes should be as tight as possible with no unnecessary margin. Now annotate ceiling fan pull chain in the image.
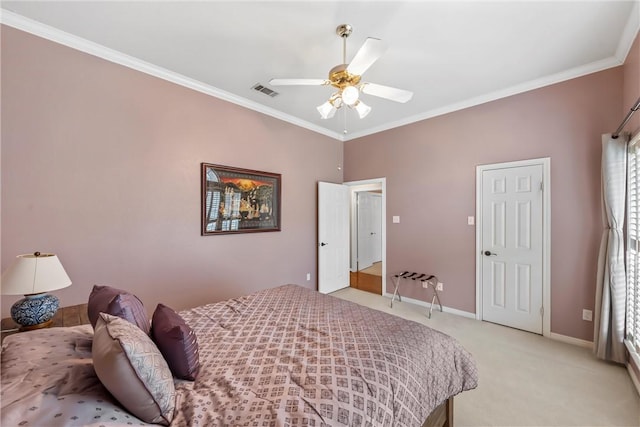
[343,107,348,134]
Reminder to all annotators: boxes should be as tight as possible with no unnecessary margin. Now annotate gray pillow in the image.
[92,313,175,425]
[88,285,150,334]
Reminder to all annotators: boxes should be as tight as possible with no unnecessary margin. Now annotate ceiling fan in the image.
[269,24,413,120]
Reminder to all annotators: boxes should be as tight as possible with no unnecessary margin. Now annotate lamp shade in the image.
[317,101,337,119]
[354,101,372,119]
[1,253,72,295]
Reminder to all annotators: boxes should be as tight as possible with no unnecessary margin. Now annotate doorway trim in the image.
[345,177,387,295]
[475,158,551,336]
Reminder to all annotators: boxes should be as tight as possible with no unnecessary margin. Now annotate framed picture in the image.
[201,163,281,235]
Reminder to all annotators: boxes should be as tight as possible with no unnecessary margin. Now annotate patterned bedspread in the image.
[1,284,477,426]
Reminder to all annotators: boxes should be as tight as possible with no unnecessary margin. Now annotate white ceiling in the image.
[2,1,639,141]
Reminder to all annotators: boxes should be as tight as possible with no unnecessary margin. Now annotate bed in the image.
[1,284,477,426]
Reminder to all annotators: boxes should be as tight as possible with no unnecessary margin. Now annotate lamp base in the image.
[19,319,54,332]
[10,293,60,329]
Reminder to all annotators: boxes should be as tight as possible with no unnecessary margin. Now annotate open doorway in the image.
[346,179,386,295]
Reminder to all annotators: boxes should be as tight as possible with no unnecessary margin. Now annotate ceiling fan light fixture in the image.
[341,85,360,106]
[317,101,337,119]
[354,100,372,119]
[271,24,412,123]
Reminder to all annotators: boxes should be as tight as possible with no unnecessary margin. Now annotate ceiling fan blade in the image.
[346,38,387,76]
[361,82,413,103]
[269,78,328,86]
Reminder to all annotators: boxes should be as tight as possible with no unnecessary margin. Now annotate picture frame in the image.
[201,163,281,235]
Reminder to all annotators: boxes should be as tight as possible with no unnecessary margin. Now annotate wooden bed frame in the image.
[423,397,454,427]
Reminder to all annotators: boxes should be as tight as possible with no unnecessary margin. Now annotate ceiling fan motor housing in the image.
[328,64,361,89]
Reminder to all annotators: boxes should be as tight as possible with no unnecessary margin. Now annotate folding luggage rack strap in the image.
[389,271,443,318]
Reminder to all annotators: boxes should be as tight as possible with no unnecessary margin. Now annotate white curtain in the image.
[594,134,628,363]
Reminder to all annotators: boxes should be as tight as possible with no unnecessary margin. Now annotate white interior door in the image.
[371,194,382,262]
[481,164,543,334]
[318,182,350,294]
[357,192,374,270]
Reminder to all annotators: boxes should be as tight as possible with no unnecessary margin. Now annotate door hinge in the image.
[540,306,544,317]
[540,181,544,191]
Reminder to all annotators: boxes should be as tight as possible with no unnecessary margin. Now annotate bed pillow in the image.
[151,304,200,381]
[92,313,175,425]
[88,285,151,334]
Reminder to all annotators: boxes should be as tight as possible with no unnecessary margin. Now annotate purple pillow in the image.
[88,285,151,335]
[151,304,200,381]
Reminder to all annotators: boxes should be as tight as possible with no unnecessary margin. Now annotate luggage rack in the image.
[390,271,443,318]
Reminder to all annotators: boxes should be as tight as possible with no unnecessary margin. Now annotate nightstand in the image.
[1,303,89,343]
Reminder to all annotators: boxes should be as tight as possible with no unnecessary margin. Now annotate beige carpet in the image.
[331,287,640,427]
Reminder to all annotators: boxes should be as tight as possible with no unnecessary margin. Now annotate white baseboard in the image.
[625,340,640,396]
[548,332,594,349]
[383,292,476,319]
[628,364,640,396]
[382,292,597,349]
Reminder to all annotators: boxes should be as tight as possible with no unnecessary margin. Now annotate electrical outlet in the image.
[306,273,311,281]
[582,309,592,321]
[436,282,443,291]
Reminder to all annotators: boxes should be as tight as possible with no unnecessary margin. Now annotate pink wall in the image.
[623,32,639,135]
[2,24,635,344]
[1,27,343,317]
[345,68,624,341]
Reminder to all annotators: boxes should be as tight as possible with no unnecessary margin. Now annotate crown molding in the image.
[342,2,640,142]
[616,0,640,61]
[2,7,636,145]
[343,55,624,141]
[0,10,345,141]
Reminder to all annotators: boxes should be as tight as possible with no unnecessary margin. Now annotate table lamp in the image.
[1,252,72,330]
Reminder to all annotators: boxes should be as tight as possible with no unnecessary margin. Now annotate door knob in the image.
[370,232,376,235]
[484,250,497,256]
[320,242,328,247]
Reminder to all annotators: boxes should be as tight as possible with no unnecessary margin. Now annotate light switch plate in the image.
[467,216,475,225]
[392,216,400,223]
